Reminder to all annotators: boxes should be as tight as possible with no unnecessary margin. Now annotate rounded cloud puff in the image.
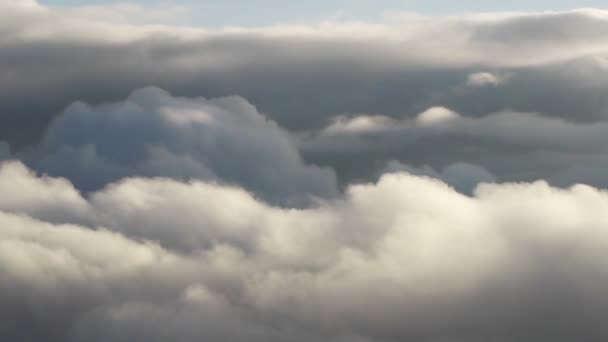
[25,87,337,205]
[467,72,503,87]
[2,160,608,341]
[415,106,461,125]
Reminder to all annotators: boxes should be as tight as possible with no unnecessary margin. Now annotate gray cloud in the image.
[2,160,608,341]
[302,107,608,188]
[20,87,337,205]
[4,3,608,149]
[4,3,608,340]
[0,142,8,160]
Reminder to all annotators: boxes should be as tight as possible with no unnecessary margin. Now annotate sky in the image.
[6,1,608,342]
[41,0,608,25]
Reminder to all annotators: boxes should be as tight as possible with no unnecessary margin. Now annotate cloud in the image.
[21,87,337,205]
[3,160,608,341]
[466,72,504,87]
[301,107,608,188]
[384,160,496,194]
[4,2,608,341]
[0,161,92,225]
[323,115,396,134]
[5,2,608,148]
[415,106,460,125]
[0,142,9,160]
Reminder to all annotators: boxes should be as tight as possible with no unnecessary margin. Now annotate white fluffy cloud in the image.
[415,106,460,125]
[383,160,496,194]
[0,162,91,224]
[2,160,608,341]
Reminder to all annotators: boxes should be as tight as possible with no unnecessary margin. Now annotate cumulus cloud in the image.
[3,160,608,341]
[21,87,337,205]
[0,142,9,160]
[384,160,496,194]
[0,161,92,225]
[5,2,608,148]
[4,3,608,340]
[415,106,460,125]
[466,72,504,87]
[302,107,608,187]
[323,115,396,134]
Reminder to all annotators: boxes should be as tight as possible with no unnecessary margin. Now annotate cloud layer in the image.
[22,87,337,205]
[3,1,608,341]
[4,1,608,148]
[302,106,608,187]
[3,160,608,341]
[4,1,608,190]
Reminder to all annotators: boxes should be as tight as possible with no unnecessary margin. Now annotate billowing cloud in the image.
[2,160,608,341]
[4,2,608,340]
[4,2,608,148]
[383,160,496,194]
[415,106,460,125]
[466,72,504,87]
[21,87,337,205]
[302,107,608,187]
[314,107,608,149]
[0,161,92,225]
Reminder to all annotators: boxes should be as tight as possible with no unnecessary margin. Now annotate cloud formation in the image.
[22,87,337,205]
[302,107,608,187]
[2,160,608,341]
[466,72,504,87]
[383,160,496,195]
[4,2,608,341]
[4,2,608,148]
